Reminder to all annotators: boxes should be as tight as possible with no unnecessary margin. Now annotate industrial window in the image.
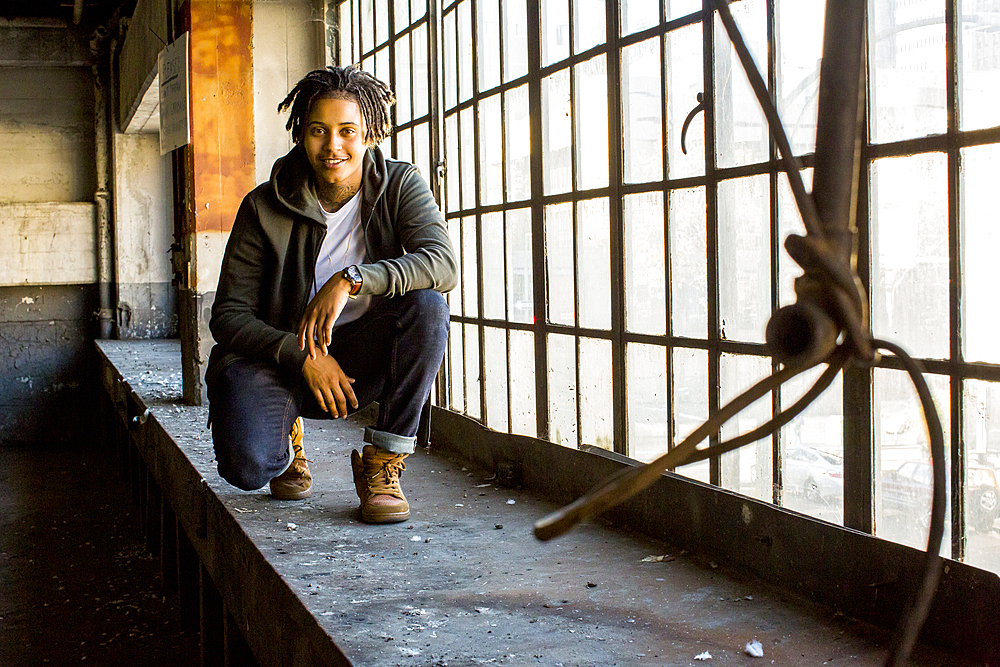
[338,0,1000,575]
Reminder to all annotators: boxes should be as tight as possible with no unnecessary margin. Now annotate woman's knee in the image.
[401,289,450,329]
[216,444,279,491]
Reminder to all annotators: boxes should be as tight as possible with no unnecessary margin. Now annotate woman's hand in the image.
[301,353,358,418]
[297,274,352,358]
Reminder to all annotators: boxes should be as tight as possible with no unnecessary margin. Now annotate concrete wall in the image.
[253,0,326,184]
[0,25,99,445]
[112,132,176,338]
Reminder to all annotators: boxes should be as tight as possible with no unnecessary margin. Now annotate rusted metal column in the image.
[811,0,867,261]
[176,0,255,405]
[809,1,875,534]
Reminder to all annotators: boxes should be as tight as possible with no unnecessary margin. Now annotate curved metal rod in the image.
[534,359,811,541]
[714,0,821,239]
[873,340,946,667]
[680,349,847,465]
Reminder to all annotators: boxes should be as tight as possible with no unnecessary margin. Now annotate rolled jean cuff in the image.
[364,427,416,455]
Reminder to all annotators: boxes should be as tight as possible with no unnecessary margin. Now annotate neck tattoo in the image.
[318,181,360,213]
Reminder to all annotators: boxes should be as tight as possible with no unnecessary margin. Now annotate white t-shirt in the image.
[311,190,371,326]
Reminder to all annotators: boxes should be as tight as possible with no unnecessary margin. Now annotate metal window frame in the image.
[339,0,1000,565]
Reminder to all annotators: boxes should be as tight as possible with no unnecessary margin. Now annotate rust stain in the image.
[188,0,254,235]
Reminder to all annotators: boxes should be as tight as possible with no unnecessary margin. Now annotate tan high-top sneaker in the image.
[270,418,312,500]
[351,445,409,523]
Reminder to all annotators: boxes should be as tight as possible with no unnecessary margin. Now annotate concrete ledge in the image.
[96,339,992,665]
[430,408,1000,662]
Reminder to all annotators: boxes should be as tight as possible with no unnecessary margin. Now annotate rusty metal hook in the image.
[679,92,705,155]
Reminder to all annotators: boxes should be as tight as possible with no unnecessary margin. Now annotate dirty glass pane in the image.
[479,94,503,206]
[959,0,1000,131]
[720,354,773,502]
[411,0,426,21]
[361,0,374,53]
[780,365,844,525]
[622,38,663,183]
[484,326,509,431]
[665,0,701,21]
[458,0,474,102]
[412,23,429,117]
[573,0,605,54]
[375,0,388,45]
[340,1,354,67]
[394,0,409,31]
[628,343,668,463]
[482,211,505,320]
[574,55,609,191]
[541,0,570,66]
[505,84,531,202]
[665,24,705,180]
[546,202,575,325]
[394,35,412,125]
[718,175,769,343]
[506,207,533,324]
[776,169,813,308]
[548,333,578,447]
[776,0,823,157]
[503,0,529,82]
[509,330,536,437]
[963,380,1000,575]
[448,217,462,316]
[461,106,477,209]
[621,0,658,37]
[870,154,948,360]
[449,321,465,412]
[669,186,707,339]
[580,337,614,450]
[714,3,768,169]
[478,0,502,92]
[962,145,1000,365]
[445,113,459,213]
[395,127,412,164]
[577,198,611,330]
[625,191,666,336]
[462,215,479,318]
[874,369,951,556]
[465,323,482,419]
[542,69,572,195]
[376,46,389,83]
[673,347,709,482]
[869,0,946,143]
[443,10,457,109]
[413,122,430,186]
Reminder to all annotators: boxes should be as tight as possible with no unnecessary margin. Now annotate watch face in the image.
[345,265,362,284]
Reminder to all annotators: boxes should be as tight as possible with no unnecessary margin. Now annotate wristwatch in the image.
[342,265,363,298]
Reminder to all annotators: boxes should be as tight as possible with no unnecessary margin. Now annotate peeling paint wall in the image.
[0,25,99,446]
[112,132,177,339]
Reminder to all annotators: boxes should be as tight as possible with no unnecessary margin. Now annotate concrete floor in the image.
[0,444,199,665]
[12,339,979,667]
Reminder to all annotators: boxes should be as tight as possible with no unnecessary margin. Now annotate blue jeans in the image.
[208,290,450,491]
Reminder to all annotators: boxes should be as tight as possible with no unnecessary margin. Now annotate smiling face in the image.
[302,95,369,193]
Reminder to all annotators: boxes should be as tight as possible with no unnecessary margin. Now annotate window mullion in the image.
[702,0,721,487]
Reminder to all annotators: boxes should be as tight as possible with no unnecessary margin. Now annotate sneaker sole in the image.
[269,485,313,501]
[361,507,410,524]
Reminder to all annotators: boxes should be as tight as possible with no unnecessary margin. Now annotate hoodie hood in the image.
[269,143,388,226]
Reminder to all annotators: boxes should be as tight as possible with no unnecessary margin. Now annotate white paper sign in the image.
[158,32,190,155]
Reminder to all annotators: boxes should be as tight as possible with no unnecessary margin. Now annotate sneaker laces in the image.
[365,456,406,500]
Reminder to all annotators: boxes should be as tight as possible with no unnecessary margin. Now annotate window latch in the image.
[680,92,706,155]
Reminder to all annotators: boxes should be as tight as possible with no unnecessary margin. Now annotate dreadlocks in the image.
[278,65,395,146]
